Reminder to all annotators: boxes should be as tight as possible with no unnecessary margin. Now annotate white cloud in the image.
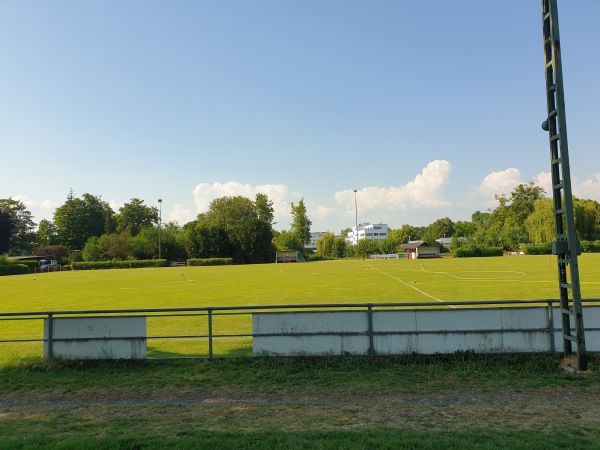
[193,181,291,225]
[334,160,453,215]
[168,203,194,225]
[11,194,57,225]
[573,173,600,201]
[528,171,600,202]
[534,172,552,195]
[108,199,123,213]
[478,168,522,199]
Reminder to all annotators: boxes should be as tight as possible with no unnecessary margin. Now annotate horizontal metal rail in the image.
[1,299,598,360]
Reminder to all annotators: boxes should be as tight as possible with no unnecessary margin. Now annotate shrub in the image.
[72,259,167,270]
[523,243,552,255]
[0,264,30,276]
[581,240,600,253]
[454,246,503,258]
[187,258,233,266]
[13,259,41,271]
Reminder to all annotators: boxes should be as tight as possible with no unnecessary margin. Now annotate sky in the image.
[1,1,599,234]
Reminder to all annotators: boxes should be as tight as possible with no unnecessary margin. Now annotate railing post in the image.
[367,304,375,356]
[547,301,556,353]
[207,308,213,360]
[47,313,54,359]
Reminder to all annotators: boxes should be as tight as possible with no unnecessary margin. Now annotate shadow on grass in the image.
[147,342,253,359]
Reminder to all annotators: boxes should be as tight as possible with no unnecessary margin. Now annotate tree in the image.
[425,217,455,242]
[453,220,477,240]
[524,198,554,243]
[0,210,14,254]
[273,230,303,253]
[0,198,37,255]
[189,195,275,264]
[255,193,275,226]
[54,191,115,250]
[184,222,229,258]
[290,198,311,246]
[356,238,378,260]
[116,198,159,237]
[319,233,348,258]
[35,219,58,247]
[199,196,258,228]
[390,224,423,244]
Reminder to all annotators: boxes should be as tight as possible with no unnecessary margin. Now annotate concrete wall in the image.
[253,306,600,356]
[44,316,146,359]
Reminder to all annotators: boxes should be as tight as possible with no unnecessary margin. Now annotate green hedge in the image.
[0,264,30,276]
[454,246,503,258]
[523,243,552,255]
[187,258,233,266]
[581,240,600,253]
[72,259,167,270]
[13,260,42,271]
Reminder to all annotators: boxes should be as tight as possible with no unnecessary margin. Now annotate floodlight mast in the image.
[541,0,587,370]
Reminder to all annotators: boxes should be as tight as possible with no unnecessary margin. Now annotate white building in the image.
[346,223,388,245]
[304,231,329,252]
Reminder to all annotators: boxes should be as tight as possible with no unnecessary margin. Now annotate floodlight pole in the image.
[354,190,358,245]
[158,199,162,260]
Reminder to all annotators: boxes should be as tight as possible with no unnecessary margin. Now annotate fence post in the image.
[367,305,375,356]
[47,313,54,359]
[207,309,213,360]
[547,301,556,353]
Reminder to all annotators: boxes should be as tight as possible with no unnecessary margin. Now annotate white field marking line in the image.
[361,262,455,308]
[419,263,527,280]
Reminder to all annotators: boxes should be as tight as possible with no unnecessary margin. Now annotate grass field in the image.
[2,255,600,361]
[1,256,600,449]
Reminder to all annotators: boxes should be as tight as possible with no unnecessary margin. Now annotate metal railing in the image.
[1,298,598,360]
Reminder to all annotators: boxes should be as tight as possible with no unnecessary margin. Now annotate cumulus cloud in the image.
[11,194,57,224]
[478,168,522,198]
[334,160,453,215]
[534,172,552,195]
[193,181,291,224]
[169,203,194,225]
[523,171,600,202]
[573,173,600,201]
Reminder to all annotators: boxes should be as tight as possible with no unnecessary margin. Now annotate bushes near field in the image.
[454,246,503,258]
[0,264,30,276]
[187,258,233,266]
[72,259,167,270]
[522,243,552,255]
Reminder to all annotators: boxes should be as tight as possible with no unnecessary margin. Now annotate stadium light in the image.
[158,199,162,259]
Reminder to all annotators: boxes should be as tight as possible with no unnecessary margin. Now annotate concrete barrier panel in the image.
[44,316,146,359]
[253,306,599,356]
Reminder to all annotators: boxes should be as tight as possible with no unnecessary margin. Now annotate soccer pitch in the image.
[2,254,599,360]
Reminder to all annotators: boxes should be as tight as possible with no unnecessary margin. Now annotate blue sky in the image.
[2,1,598,234]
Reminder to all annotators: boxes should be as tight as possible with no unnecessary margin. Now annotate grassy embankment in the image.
[1,354,599,449]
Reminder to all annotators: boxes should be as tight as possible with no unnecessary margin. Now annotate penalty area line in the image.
[361,262,455,308]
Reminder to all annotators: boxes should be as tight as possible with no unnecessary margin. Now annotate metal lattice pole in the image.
[541,0,587,370]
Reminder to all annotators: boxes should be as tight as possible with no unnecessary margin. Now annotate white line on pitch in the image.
[362,263,455,308]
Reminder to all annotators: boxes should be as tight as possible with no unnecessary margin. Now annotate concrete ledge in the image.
[44,316,146,359]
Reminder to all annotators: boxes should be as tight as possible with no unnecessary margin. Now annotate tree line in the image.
[0,191,312,265]
[2,182,600,263]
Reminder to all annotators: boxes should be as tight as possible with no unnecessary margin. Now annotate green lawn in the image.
[2,255,599,361]
[1,257,600,449]
[0,355,599,449]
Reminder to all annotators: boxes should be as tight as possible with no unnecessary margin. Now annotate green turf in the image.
[1,255,599,361]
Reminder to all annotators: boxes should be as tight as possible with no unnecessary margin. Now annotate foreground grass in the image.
[1,354,599,449]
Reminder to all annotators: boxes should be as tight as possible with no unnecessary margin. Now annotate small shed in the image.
[400,241,440,259]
